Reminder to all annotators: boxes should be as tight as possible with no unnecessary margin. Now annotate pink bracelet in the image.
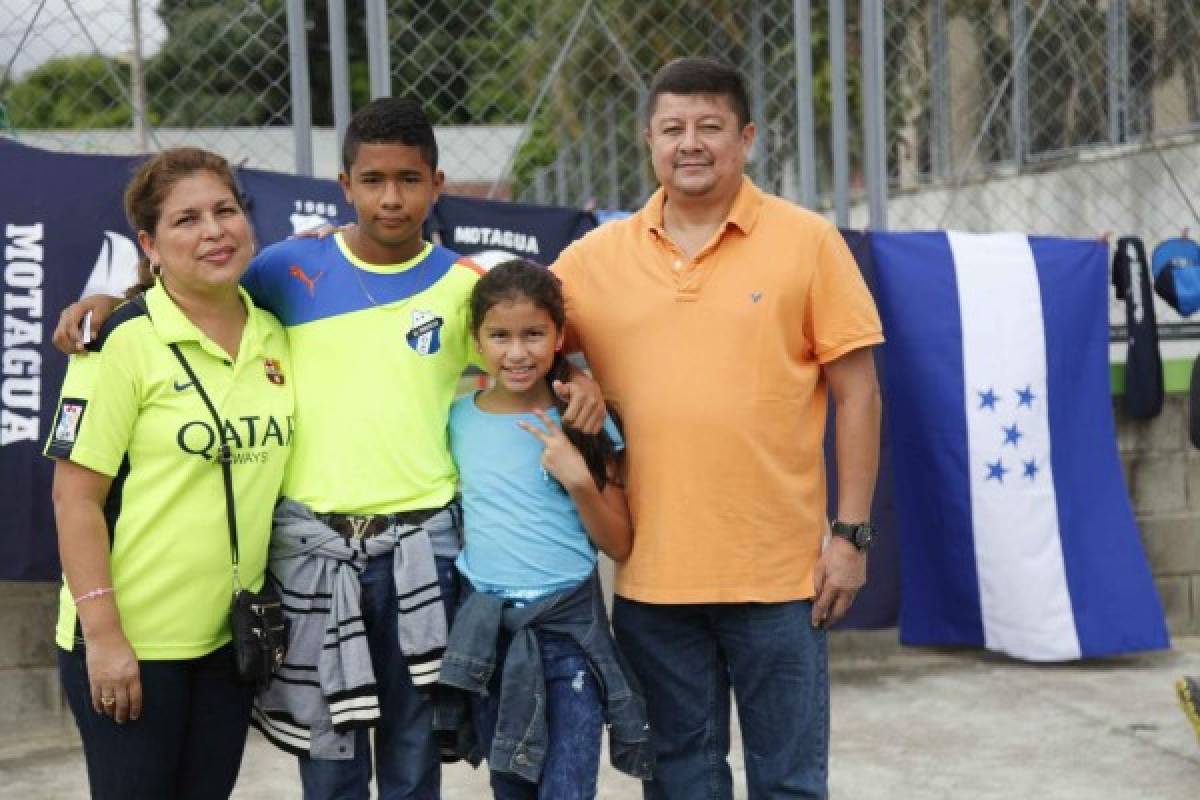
[73,587,114,606]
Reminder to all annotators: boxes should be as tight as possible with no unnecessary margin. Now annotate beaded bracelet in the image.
[73,587,114,606]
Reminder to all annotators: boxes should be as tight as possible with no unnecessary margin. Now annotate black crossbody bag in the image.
[166,341,287,687]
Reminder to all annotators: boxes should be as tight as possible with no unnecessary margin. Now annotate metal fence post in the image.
[1009,0,1027,167]
[637,87,651,202]
[285,0,313,176]
[1106,0,1127,145]
[128,0,148,151]
[750,0,768,186]
[328,0,351,150]
[861,0,887,229]
[929,0,951,178]
[555,135,569,206]
[605,96,620,210]
[829,0,849,225]
[366,0,391,99]
[581,116,595,207]
[793,0,817,208]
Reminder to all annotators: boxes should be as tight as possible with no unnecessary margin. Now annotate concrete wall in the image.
[3,395,1197,724]
[1119,393,1200,634]
[0,581,63,724]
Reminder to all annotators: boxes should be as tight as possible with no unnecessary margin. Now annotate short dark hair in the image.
[645,57,751,128]
[342,96,438,173]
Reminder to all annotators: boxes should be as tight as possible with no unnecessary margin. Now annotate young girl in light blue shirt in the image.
[447,258,638,800]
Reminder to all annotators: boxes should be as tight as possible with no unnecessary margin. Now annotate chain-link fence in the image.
[4,1,1199,238]
[880,0,1200,246]
[1,0,297,170]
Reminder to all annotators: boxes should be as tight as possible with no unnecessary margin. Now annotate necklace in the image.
[346,236,431,310]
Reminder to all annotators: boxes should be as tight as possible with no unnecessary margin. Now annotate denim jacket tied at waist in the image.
[439,571,654,782]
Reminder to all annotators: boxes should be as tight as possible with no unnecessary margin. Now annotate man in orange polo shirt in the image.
[552,57,883,799]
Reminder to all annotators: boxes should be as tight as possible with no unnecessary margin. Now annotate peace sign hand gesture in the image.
[517,409,593,493]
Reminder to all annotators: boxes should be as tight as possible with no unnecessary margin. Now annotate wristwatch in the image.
[830,520,876,551]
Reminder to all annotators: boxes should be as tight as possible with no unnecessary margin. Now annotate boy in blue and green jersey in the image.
[246,99,475,797]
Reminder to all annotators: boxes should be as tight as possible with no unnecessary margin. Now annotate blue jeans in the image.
[612,597,829,800]
[474,631,604,800]
[298,554,459,800]
[59,642,254,800]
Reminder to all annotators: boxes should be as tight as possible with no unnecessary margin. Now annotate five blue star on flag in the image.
[978,384,1039,484]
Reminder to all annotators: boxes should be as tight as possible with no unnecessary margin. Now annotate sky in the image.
[2,0,167,82]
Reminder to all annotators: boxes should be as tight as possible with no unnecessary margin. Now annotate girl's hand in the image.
[518,409,593,492]
[86,631,143,723]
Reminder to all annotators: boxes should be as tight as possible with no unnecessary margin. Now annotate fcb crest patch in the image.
[406,309,445,356]
[48,397,87,457]
[264,358,286,386]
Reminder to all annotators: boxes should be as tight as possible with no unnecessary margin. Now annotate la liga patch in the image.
[47,397,87,457]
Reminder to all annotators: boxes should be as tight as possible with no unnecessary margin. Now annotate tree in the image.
[2,55,134,129]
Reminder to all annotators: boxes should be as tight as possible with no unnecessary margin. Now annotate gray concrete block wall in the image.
[1117,394,1200,635]
[0,581,63,724]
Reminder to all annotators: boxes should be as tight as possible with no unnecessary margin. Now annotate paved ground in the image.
[2,633,1199,799]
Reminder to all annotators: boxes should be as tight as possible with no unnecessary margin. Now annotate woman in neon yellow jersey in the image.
[45,147,293,800]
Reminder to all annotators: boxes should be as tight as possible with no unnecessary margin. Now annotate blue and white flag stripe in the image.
[871,231,1168,661]
[951,232,1078,659]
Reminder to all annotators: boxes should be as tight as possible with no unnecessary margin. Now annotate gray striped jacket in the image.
[252,498,448,759]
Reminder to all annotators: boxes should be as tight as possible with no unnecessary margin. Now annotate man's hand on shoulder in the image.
[811,537,867,629]
[53,295,122,354]
[291,222,356,240]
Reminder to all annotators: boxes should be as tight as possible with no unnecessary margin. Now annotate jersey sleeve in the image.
[44,338,140,477]
[807,225,885,364]
[240,252,268,307]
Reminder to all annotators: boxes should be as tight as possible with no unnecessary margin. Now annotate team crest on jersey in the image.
[263,358,286,386]
[406,309,445,356]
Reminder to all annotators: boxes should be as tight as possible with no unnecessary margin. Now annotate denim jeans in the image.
[474,631,604,800]
[612,597,829,800]
[298,553,459,800]
[59,642,254,800]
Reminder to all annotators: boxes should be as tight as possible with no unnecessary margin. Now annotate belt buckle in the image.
[331,514,375,539]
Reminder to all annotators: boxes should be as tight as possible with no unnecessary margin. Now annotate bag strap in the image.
[126,293,242,586]
[166,342,241,579]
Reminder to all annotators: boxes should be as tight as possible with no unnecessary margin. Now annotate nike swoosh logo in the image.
[174,380,193,392]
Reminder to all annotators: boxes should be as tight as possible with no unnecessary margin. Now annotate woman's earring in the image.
[150,261,162,277]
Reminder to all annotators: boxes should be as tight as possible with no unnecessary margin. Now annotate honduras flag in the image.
[870,231,1168,661]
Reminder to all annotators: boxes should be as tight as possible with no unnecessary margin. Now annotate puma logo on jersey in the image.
[289,265,325,296]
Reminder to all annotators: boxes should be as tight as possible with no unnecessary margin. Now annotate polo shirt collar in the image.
[144,283,266,361]
[642,175,764,238]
